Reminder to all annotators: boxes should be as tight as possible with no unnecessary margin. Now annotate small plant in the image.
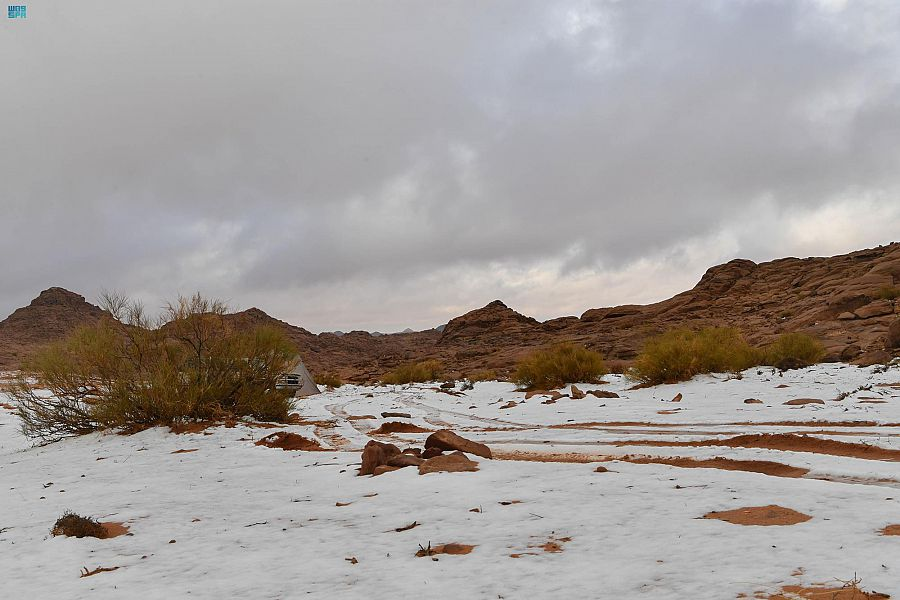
[762,332,826,370]
[875,286,900,301]
[629,327,760,385]
[51,511,106,539]
[382,360,443,385]
[315,373,343,388]
[512,343,607,389]
[464,369,497,383]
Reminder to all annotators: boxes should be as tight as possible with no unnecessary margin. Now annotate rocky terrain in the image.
[1,243,898,380]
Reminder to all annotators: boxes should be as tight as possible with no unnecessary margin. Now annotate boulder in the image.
[588,390,620,399]
[570,385,585,399]
[381,412,412,419]
[422,447,444,459]
[888,319,900,349]
[854,300,894,319]
[373,465,400,476]
[671,393,682,402]
[743,398,763,404]
[837,311,857,320]
[424,430,492,459]
[402,447,423,457]
[418,451,480,474]
[387,453,425,468]
[359,440,401,476]
[840,344,862,361]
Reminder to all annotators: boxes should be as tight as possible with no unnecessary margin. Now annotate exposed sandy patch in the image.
[370,421,431,434]
[783,399,826,406]
[100,522,130,538]
[879,524,900,536]
[287,414,336,427]
[703,505,811,526]
[347,415,377,421]
[657,410,681,415]
[0,402,16,410]
[170,448,198,454]
[616,456,809,478]
[254,432,325,451]
[759,584,890,599]
[494,450,609,464]
[614,433,900,461]
[531,536,571,553]
[416,543,476,557]
[168,420,281,434]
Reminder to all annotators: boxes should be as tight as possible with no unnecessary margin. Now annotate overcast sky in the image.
[2,1,899,332]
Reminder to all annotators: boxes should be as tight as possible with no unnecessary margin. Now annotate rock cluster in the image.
[358,429,488,476]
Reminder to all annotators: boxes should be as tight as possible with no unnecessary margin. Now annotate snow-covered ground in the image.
[2,363,900,599]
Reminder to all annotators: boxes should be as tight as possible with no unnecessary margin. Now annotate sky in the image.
[2,0,899,332]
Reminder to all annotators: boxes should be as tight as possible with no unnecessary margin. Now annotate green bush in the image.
[762,332,826,369]
[12,293,298,442]
[381,360,443,384]
[629,327,760,385]
[512,343,607,389]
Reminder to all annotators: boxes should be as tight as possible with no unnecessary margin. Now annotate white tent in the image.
[276,358,320,397]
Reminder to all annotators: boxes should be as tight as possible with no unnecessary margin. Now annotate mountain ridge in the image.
[2,242,898,380]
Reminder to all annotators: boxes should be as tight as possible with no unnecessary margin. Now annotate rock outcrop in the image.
[2,242,898,377]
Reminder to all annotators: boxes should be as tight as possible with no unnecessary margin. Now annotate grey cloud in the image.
[2,1,899,330]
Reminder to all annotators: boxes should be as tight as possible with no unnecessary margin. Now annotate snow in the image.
[2,363,900,599]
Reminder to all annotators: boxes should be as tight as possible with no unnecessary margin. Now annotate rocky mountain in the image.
[1,243,898,379]
[0,287,108,369]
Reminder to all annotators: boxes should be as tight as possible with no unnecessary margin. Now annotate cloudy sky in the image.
[2,1,899,332]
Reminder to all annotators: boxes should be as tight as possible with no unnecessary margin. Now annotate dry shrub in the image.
[12,293,298,442]
[465,369,497,382]
[875,286,900,301]
[762,332,826,369]
[315,373,343,388]
[512,343,607,389]
[381,360,443,385]
[51,511,106,539]
[629,327,760,385]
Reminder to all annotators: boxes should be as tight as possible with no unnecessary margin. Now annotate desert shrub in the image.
[315,373,343,388]
[12,293,298,442]
[51,511,106,539]
[512,343,607,389]
[762,332,826,369]
[629,327,760,385]
[875,286,900,301]
[381,360,443,384]
[464,369,497,382]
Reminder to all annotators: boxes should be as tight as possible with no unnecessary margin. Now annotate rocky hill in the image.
[1,243,898,379]
[0,288,108,370]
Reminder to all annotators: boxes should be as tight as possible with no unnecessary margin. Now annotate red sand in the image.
[703,505,811,526]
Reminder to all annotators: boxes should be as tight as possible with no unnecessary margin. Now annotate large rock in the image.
[854,300,894,319]
[359,440,401,476]
[570,385,585,399]
[418,451,480,475]
[386,453,424,468]
[888,319,900,350]
[424,430,492,459]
